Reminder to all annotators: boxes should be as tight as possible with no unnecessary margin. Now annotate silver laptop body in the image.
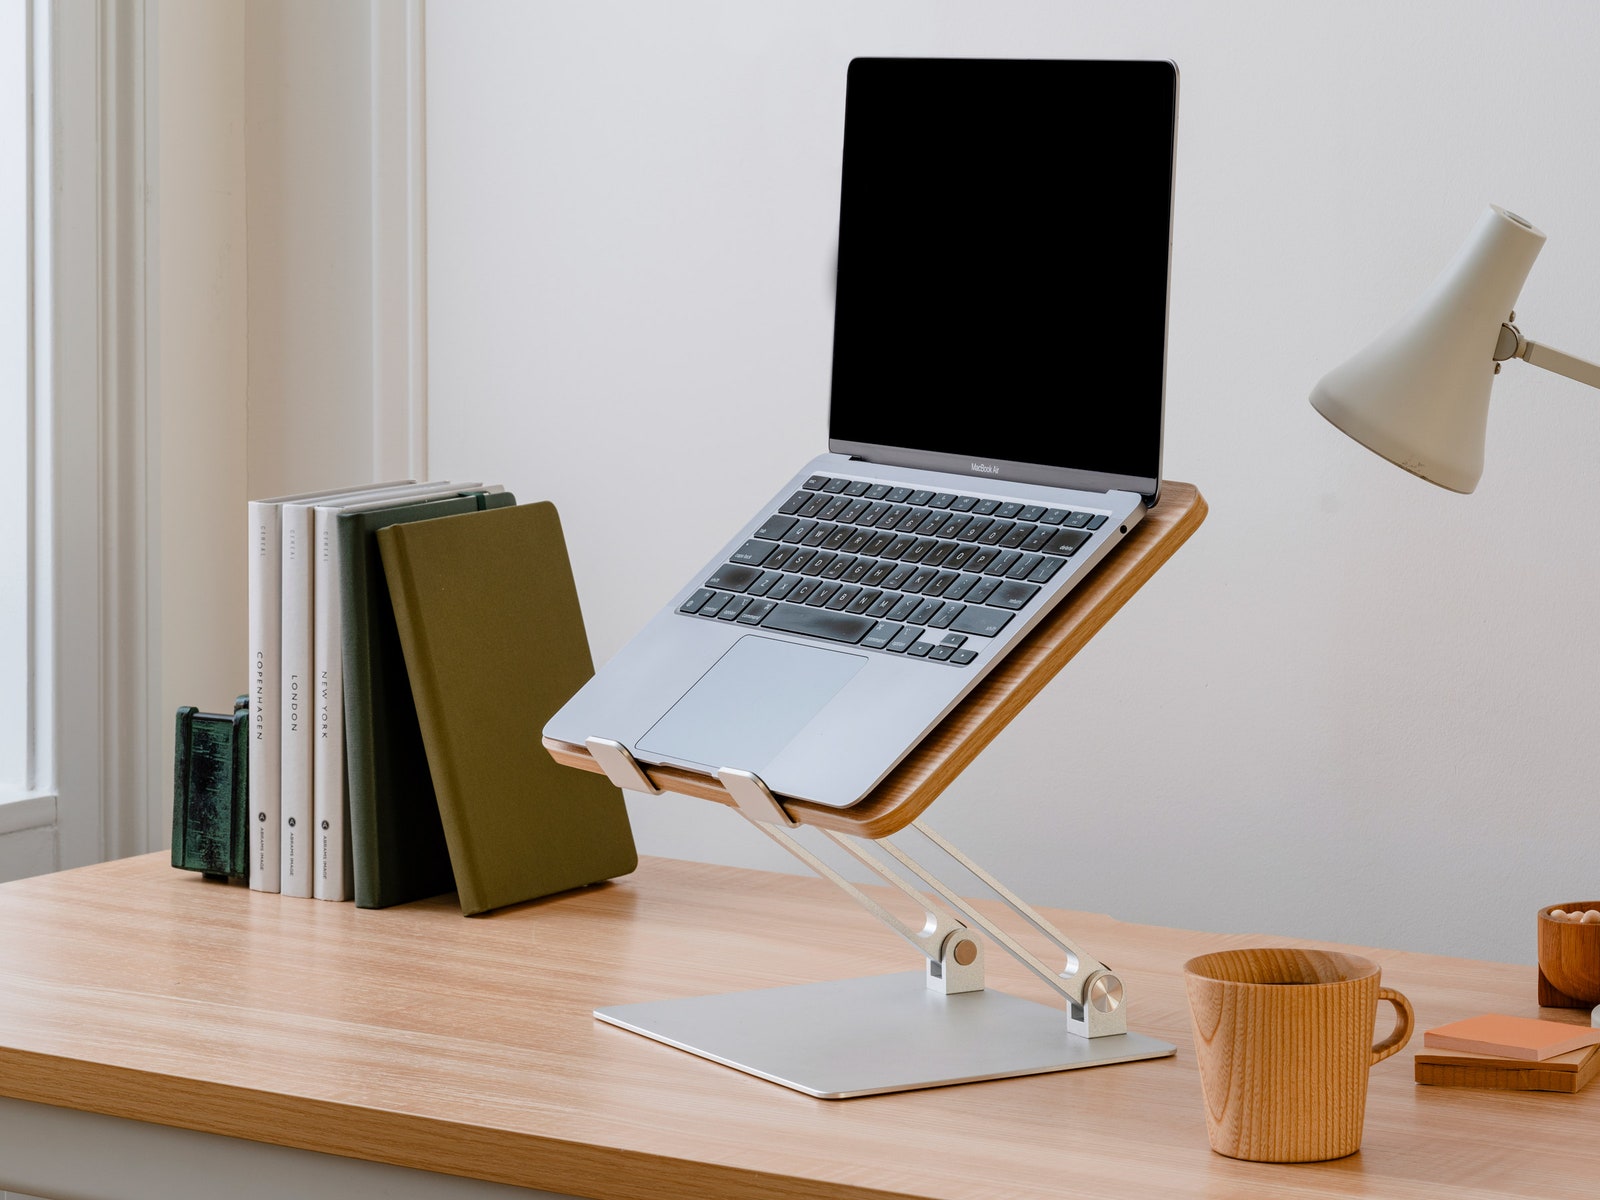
[546,57,1179,810]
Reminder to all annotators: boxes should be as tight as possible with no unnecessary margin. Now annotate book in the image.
[1414,1042,1600,1093]
[280,481,455,897]
[1421,1013,1600,1062]
[339,488,518,910]
[310,482,505,902]
[378,502,637,915]
[247,482,414,892]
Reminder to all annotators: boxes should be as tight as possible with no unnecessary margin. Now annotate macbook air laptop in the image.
[546,56,1179,809]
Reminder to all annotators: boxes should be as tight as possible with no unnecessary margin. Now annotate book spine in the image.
[312,505,352,901]
[279,502,315,897]
[339,511,383,908]
[246,500,283,893]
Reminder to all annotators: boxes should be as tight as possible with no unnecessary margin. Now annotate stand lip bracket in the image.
[585,737,664,796]
[716,767,798,827]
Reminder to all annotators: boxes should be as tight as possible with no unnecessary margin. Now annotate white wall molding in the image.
[42,0,155,872]
[97,0,155,862]
[370,0,429,483]
[0,793,56,838]
[26,0,162,872]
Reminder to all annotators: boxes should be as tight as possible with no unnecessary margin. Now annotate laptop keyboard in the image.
[677,473,1108,666]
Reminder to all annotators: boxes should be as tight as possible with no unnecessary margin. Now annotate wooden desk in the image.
[1,853,1595,1199]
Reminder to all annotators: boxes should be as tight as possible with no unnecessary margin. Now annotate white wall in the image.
[244,0,427,500]
[425,1,1600,967]
[245,0,379,496]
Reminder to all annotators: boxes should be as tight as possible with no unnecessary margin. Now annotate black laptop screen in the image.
[827,57,1177,496]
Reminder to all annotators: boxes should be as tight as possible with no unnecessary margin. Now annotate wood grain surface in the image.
[1,853,1597,1199]
[544,480,1208,837]
[1183,948,1414,1163]
[1536,901,1600,1007]
[1415,1043,1600,1094]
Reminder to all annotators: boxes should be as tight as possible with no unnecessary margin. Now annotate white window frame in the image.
[4,0,154,877]
[0,0,67,869]
[2,0,33,799]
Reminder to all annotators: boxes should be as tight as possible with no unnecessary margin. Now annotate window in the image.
[0,0,58,885]
[2,0,146,882]
[0,0,29,801]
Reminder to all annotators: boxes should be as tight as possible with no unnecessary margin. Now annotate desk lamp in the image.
[1311,204,1600,494]
[1309,202,1600,1025]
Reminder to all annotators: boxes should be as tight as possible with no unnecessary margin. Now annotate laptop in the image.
[545,56,1179,810]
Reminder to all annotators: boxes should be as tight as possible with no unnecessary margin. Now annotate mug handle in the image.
[1371,986,1415,1065]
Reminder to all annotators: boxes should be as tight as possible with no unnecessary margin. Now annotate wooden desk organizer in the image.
[1538,902,1600,1008]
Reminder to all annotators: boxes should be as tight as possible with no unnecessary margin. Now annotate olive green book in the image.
[377,501,636,915]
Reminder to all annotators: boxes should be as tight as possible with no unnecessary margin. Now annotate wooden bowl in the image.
[1537,902,1600,1008]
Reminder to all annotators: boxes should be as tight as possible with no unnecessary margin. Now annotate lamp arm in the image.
[1495,321,1600,391]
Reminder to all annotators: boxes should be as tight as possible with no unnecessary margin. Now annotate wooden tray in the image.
[545,481,1207,838]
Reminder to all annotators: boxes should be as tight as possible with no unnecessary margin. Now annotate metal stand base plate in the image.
[594,971,1176,1099]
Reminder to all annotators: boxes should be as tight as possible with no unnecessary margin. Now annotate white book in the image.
[310,482,493,901]
[246,481,416,893]
[279,481,451,898]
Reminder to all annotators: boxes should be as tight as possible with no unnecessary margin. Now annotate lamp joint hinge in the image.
[1494,321,1526,363]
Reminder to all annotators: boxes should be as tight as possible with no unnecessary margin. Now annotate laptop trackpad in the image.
[637,635,866,773]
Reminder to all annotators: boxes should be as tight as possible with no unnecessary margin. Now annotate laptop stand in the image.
[553,482,1207,1099]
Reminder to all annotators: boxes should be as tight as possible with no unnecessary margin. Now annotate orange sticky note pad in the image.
[1423,1014,1600,1062]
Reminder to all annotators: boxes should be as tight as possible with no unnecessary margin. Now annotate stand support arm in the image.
[751,820,985,995]
[747,813,1129,1037]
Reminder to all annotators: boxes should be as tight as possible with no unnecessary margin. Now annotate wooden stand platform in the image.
[545,480,1207,836]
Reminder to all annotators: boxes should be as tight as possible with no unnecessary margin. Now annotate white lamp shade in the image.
[1310,205,1547,493]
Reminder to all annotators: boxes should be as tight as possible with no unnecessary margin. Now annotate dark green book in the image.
[340,488,517,908]
[378,501,636,916]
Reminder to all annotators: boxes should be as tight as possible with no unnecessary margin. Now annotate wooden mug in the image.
[1183,947,1414,1163]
